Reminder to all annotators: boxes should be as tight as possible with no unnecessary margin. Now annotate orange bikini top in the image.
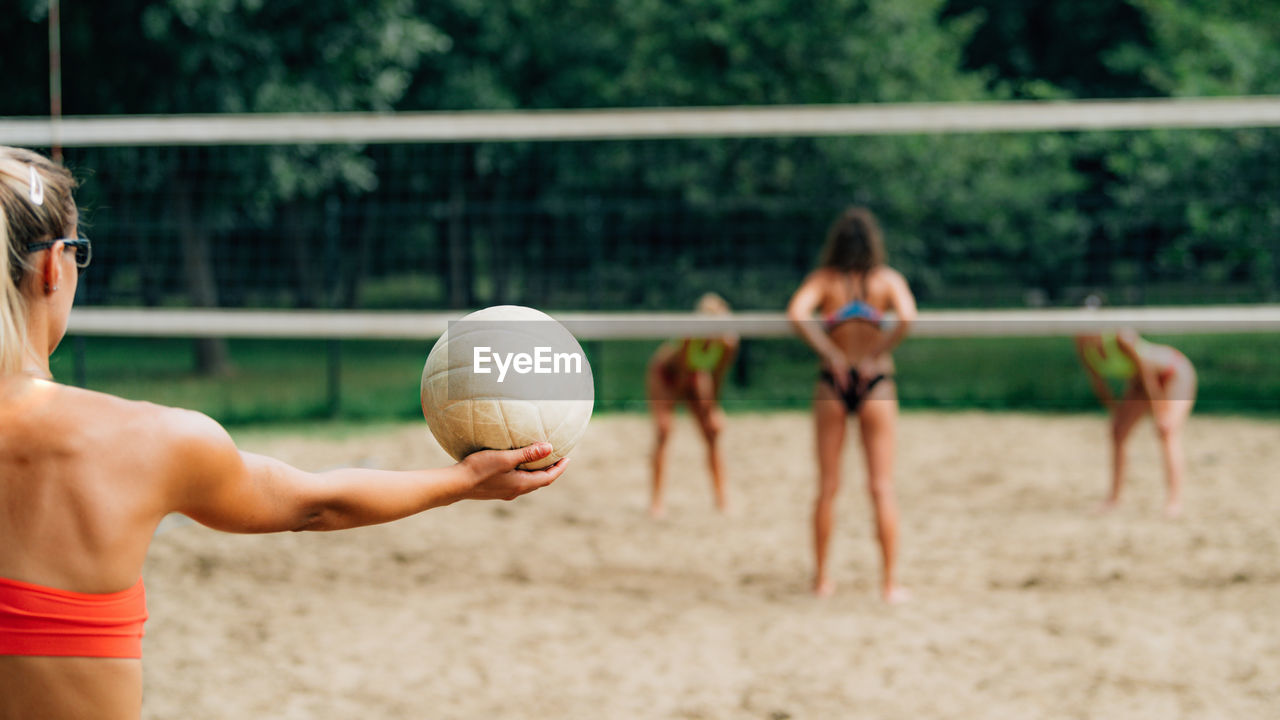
[0,575,147,658]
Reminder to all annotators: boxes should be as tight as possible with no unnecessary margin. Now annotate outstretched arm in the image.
[165,410,566,534]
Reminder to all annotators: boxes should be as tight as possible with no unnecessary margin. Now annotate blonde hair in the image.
[0,147,78,374]
[695,292,730,315]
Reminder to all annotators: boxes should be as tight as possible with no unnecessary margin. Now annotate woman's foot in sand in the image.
[882,586,911,605]
[1163,500,1183,519]
[647,502,666,520]
[812,576,835,598]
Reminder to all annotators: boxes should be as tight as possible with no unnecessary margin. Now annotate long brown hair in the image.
[817,206,885,273]
[0,146,78,373]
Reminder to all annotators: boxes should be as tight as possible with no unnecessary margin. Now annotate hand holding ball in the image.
[421,306,594,469]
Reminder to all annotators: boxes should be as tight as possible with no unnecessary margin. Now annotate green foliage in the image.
[396,0,1086,309]
[937,1,1280,304]
[24,0,458,328]
[1086,126,1280,302]
[138,0,447,113]
[4,0,1277,318]
[1111,0,1280,96]
[943,0,1154,98]
[1084,1,1280,302]
[128,0,447,205]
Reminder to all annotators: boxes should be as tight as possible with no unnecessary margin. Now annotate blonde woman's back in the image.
[0,376,178,593]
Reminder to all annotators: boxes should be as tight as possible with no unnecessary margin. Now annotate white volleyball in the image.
[420,305,594,469]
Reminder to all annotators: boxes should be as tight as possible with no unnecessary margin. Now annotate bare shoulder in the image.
[866,265,916,320]
[868,265,909,289]
[789,267,840,316]
[809,266,843,286]
[128,402,246,509]
[61,386,239,480]
[797,267,842,298]
[64,385,218,436]
[152,405,239,474]
[866,265,912,302]
[650,339,680,366]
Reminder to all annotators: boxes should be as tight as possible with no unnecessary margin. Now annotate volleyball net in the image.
[62,305,1280,341]
[4,96,1280,314]
[4,98,1279,417]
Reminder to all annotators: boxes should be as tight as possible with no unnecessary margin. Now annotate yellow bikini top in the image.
[684,339,726,372]
[1083,333,1150,380]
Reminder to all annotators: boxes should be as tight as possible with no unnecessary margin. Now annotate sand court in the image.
[140,412,1280,719]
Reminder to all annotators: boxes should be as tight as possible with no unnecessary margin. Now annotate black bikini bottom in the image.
[819,368,893,413]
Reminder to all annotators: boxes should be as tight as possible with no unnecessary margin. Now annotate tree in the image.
[404,0,1086,308]
[9,0,449,373]
[942,0,1154,99]
[1094,0,1280,301]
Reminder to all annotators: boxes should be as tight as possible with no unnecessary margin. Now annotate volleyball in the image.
[420,305,594,469]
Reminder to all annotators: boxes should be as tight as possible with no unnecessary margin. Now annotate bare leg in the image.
[812,382,847,597]
[1103,383,1147,512]
[647,365,676,519]
[857,382,907,603]
[690,372,728,512]
[1155,360,1196,518]
[1156,427,1185,518]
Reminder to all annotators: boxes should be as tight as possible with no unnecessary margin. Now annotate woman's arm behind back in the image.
[868,267,916,357]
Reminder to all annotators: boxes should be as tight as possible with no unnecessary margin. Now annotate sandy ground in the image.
[140,411,1280,720]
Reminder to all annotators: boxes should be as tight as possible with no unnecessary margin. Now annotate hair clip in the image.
[28,165,45,206]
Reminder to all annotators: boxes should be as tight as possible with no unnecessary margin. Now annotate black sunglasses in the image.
[25,237,92,270]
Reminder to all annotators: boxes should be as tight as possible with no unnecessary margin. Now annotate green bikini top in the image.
[1083,333,1150,380]
[684,339,726,372]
